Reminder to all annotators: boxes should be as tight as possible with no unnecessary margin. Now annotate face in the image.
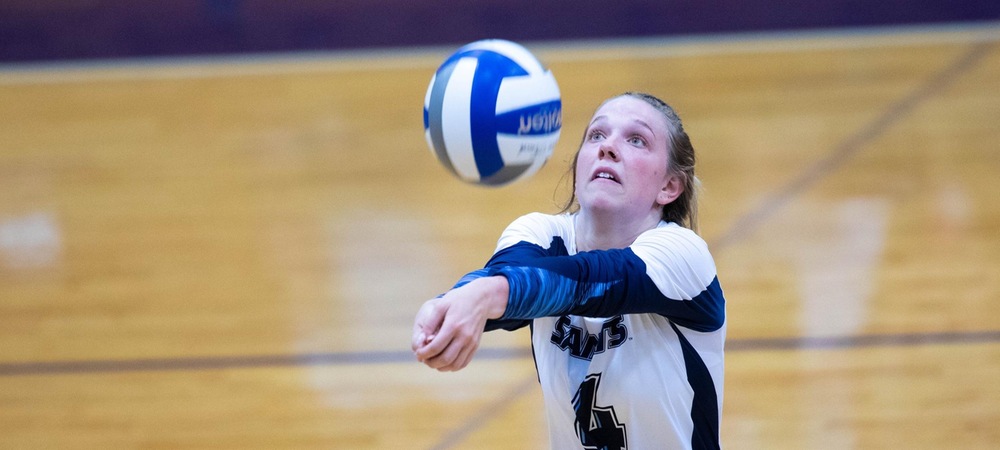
[574,96,682,219]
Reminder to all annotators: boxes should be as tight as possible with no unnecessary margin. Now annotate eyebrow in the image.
[589,115,658,139]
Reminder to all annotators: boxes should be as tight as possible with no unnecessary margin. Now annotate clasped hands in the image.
[411,276,509,372]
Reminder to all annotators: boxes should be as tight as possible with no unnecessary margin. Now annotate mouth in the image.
[592,168,621,184]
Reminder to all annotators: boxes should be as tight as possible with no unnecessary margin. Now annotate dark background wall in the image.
[2,0,999,63]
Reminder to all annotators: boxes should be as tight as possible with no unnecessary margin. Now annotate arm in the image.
[432,268,531,332]
[412,218,725,371]
[489,227,725,332]
[411,276,509,371]
[410,215,559,370]
[437,225,569,333]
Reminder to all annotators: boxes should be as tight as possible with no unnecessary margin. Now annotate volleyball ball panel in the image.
[423,39,561,186]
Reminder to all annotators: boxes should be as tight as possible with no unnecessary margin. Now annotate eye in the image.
[627,135,648,147]
[587,129,606,142]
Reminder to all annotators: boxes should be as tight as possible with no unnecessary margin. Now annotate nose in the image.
[598,143,619,161]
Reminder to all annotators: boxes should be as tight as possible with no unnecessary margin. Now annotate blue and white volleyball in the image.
[423,39,561,186]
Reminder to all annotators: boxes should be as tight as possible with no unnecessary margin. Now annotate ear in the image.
[656,175,683,206]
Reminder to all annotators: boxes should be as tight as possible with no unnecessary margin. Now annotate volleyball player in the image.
[412,92,726,450]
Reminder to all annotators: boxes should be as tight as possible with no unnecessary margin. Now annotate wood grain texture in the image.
[1,26,998,449]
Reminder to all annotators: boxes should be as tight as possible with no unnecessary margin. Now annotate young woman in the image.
[412,92,726,450]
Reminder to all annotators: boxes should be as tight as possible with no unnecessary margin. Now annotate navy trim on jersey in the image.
[667,276,725,332]
[487,236,570,265]
[670,322,721,450]
[484,318,532,332]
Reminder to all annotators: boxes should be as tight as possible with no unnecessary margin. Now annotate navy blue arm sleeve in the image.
[486,240,725,332]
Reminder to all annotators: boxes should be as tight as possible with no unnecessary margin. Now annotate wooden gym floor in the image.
[1,23,999,449]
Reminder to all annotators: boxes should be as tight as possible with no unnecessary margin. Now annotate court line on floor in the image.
[0,347,523,377]
[427,376,539,450]
[2,330,998,377]
[726,330,1000,351]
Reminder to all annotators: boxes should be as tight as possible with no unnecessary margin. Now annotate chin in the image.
[578,195,623,214]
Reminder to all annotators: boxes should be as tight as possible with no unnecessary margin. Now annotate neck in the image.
[575,208,662,251]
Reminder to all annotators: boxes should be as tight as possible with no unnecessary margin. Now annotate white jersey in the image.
[489,212,726,450]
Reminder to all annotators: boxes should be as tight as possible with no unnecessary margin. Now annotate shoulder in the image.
[496,212,573,252]
[630,222,718,295]
[632,222,711,262]
[509,212,569,229]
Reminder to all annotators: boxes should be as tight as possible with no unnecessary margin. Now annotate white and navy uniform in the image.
[460,212,726,450]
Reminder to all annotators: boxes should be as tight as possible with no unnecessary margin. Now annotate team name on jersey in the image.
[550,315,629,361]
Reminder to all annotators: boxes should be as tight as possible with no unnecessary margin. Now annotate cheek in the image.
[575,150,595,177]
[571,154,587,195]
[655,153,673,178]
[638,156,669,182]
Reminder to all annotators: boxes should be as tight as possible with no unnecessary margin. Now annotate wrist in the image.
[478,276,509,319]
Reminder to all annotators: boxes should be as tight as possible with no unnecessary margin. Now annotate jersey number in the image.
[573,373,627,450]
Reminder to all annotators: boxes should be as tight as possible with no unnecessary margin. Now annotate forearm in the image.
[487,247,649,319]
[446,268,528,332]
[457,237,723,331]
[486,242,725,331]
[458,276,509,320]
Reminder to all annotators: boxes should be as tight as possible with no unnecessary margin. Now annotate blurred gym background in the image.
[3,0,999,63]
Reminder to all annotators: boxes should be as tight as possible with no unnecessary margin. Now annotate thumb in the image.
[412,299,447,351]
